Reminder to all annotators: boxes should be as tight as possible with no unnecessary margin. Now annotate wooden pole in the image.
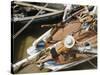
[14,1,59,12]
[13,10,63,22]
[13,4,48,39]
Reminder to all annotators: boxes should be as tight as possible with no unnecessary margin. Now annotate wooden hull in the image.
[12,18,97,73]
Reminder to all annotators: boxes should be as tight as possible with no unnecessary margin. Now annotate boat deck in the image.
[16,19,97,74]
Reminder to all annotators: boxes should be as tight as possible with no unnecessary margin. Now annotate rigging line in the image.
[86,53,97,68]
[87,60,97,68]
[82,48,97,68]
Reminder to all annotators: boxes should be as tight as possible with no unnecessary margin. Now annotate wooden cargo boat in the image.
[12,3,97,73]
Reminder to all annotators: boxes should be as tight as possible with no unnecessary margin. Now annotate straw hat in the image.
[64,35,75,48]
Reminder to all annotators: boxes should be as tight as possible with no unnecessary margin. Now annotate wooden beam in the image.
[14,1,59,12]
[13,4,49,39]
[14,10,63,22]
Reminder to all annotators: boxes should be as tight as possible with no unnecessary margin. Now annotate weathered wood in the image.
[14,1,59,12]
[13,4,48,39]
[13,10,63,22]
[52,55,97,71]
[13,7,84,39]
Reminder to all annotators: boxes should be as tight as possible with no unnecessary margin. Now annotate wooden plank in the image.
[52,55,97,71]
[14,1,59,12]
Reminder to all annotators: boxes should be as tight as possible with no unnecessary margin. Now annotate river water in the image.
[12,22,50,64]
